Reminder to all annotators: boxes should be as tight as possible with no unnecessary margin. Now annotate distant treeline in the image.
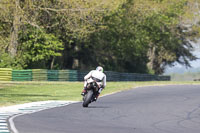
[170,72,200,81]
[0,0,200,74]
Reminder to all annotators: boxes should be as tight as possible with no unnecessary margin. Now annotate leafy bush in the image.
[0,52,23,69]
[18,26,64,69]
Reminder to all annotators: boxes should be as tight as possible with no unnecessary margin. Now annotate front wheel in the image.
[83,90,93,107]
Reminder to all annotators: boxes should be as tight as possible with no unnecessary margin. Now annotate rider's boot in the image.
[94,93,100,101]
[81,88,86,96]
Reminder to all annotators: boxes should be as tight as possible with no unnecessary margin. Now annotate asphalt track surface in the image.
[12,85,200,133]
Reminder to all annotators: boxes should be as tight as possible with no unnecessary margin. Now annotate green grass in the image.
[0,81,200,107]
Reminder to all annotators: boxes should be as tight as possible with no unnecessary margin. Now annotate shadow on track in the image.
[85,105,110,109]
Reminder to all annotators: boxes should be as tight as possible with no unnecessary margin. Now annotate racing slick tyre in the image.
[83,90,93,107]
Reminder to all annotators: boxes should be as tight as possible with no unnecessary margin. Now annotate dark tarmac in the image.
[13,85,200,133]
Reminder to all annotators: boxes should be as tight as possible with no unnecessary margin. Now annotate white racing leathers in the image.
[84,70,106,93]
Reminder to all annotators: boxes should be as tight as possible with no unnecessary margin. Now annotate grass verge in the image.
[0,81,200,107]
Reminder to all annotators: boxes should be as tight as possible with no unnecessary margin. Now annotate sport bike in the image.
[82,78,101,107]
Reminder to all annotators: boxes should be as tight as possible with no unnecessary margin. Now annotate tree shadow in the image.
[86,105,110,109]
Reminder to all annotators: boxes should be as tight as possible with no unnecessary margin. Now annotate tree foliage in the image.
[0,0,199,73]
[18,25,63,69]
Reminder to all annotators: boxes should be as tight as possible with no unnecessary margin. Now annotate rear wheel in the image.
[83,90,93,107]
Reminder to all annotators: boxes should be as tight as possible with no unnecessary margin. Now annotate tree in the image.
[142,0,198,74]
[0,0,13,53]
[89,0,198,74]
[0,0,199,74]
[18,26,63,69]
[8,0,22,57]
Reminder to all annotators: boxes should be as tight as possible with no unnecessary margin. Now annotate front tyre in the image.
[83,90,93,107]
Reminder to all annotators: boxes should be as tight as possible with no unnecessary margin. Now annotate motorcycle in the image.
[82,77,101,107]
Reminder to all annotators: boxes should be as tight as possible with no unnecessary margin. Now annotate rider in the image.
[81,66,106,99]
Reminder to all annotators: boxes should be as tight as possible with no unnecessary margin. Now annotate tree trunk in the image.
[50,57,55,69]
[72,45,79,69]
[9,0,21,57]
[147,45,156,72]
[72,59,79,69]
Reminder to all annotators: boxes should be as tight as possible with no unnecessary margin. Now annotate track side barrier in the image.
[0,68,170,81]
[0,68,12,81]
[12,70,32,81]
